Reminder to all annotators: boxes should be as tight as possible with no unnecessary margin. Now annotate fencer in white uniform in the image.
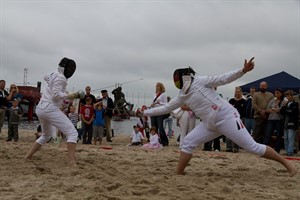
[143,58,297,177]
[25,57,83,166]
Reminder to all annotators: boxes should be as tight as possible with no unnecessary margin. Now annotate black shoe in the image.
[294,149,298,154]
[107,139,112,142]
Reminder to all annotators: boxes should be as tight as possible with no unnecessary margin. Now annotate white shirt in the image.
[102,98,108,108]
[144,68,245,129]
[41,70,67,107]
[152,92,168,108]
[130,131,144,143]
[149,134,160,145]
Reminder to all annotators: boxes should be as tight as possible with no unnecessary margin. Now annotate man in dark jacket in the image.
[101,90,114,142]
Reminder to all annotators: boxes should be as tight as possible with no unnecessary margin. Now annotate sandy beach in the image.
[0,128,299,200]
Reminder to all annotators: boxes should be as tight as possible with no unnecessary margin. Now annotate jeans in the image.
[244,118,255,135]
[163,117,173,137]
[284,129,296,155]
[264,120,283,152]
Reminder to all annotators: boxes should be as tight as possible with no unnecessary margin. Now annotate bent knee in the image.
[66,131,78,143]
[36,135,52,145]
[181,140,196,154]
[245,142,266,156]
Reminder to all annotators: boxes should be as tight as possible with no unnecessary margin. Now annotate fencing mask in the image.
[173,67,196,89]
[58,57,76,79]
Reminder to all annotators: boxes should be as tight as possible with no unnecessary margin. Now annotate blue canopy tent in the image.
[240,71,300,94]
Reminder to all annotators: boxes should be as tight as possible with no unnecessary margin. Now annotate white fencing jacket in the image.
[41,70,68,107]
[144,68,245,130]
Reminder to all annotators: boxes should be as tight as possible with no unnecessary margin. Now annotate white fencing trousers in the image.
[179,111,196,148]
[36,101,78,145]
[181,105,266,156]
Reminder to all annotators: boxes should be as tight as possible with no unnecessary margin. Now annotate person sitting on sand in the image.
[142,127,162,149]
[129,125,144,146]
[143,57,297,177]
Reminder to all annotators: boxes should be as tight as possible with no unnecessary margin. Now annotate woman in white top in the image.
[149,82,169,146]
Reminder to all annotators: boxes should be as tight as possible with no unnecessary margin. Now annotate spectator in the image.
[0,80,13,135]
[80,86,96,106]
[163,96,173,138]
[293,88,300,154]
[81,97,94,144]
[173,105,196,149]
[68,105,80,141]
[6,98,23,142]
[280,90,299,156]
[252,81,274,143]
[101,89,114,142]
[150,82,169,146]
[226,86,246,153]
[6,84,23,109]
[142,127,162,149]
[263,88,285,153]
[244,86,256,135]
[141,105,150,142]
[93,101,105,145]
[129,125,144,146]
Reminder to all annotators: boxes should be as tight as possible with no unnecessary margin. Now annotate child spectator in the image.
[6,98,23,142]
[129,125,144,146]
[142,127,162,149]
[81,97,94,144]
[93,101,105,145]
[68,105,80,141]
[141,105,150,142]
[136,108,145,137]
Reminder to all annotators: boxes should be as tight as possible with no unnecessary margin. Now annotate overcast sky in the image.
[1,0,299,108]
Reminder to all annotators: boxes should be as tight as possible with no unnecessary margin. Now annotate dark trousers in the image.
[204,137,221,151]
[82,122,93,144]
[151,115,169,146]
[7,123,19,142]
[264,119,283,152]
[253,117,268,144]
[226,137,239,152]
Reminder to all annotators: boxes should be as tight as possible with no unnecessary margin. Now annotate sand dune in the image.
[0,129,299,200]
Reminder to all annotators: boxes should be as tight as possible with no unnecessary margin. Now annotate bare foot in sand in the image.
[288,165,297,177]
[69,161,78,168]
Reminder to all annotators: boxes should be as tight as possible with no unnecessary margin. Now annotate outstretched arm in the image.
[204,57,255,88]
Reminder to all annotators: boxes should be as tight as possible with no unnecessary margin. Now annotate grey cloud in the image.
[1,1,299,107]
